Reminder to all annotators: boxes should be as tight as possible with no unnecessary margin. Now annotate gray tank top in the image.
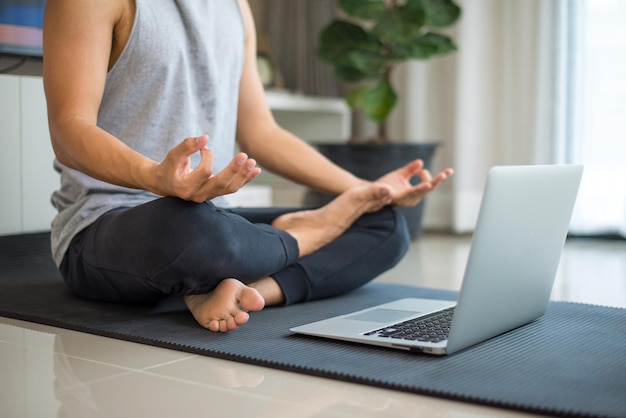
[50,0,245,266]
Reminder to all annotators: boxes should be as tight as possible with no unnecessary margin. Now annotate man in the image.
[43,0,452,333]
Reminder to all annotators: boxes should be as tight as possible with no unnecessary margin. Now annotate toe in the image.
[208,319,220,332]
[234,310,250,326]
[219,319,230,333]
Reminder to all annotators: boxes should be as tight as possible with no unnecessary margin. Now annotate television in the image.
[0,0,46,57]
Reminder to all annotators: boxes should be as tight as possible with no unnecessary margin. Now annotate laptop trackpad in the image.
[345,308,420,323]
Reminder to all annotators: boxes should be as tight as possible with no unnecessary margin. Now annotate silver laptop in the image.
[291,164,583,355]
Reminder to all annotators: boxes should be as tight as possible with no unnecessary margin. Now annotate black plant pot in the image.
[305,142,440,239]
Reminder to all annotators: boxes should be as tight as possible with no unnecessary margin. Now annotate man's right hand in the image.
[152,135,262,203]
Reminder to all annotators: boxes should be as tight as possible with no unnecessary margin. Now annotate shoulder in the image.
[44,0,133,70]
[237,0,255,38]
[44,0,127,25]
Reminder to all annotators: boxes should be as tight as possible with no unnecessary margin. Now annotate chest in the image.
[109,0,245,75]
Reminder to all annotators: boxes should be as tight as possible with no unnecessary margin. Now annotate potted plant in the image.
[310,0,462,238]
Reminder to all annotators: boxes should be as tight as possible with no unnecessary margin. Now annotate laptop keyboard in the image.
[363,307,455,343]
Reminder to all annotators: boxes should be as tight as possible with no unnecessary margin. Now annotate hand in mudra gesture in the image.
[376,159,454,208]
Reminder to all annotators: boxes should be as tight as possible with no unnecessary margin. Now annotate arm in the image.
[44,0,155,190]
[235,0,366,196]
[44,0,260,203]
[235,0,453,204]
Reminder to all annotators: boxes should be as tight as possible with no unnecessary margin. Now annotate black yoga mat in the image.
[1,232,625,418]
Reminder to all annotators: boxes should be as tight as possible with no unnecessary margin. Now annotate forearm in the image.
[235,0,367,196]
[240,124,367,196]
[50,116,158,192]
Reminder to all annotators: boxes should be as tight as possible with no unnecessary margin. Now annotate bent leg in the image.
[269,183,392,257]
[60,190,407,331]
[60,197,300,305]
[269,207,410,305]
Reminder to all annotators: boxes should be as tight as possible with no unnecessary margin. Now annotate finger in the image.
[380,159,424,182]
[208,153,249,187]
[173,135,209,161]
[430,168,454,187]
[402,159,425,178]
[168,136,208,175]
[418,168,433,183]
[227,153,255,183]
[393,168,454,207]
[194,134,209,149]
[161,136,214,200]
[179,148,215,201]
[227,157,262,190]
[195,154,260,200]
[193,146,215,177]
[408,169,452,201]
[241,159,262,184]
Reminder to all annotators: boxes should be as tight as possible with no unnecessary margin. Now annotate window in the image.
[558,0,626,237]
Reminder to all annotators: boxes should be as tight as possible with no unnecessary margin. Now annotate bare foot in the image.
[271,183,392,257]
[184,278,265,332]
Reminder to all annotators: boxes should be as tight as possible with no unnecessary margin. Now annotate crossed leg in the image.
[184,183,393,332]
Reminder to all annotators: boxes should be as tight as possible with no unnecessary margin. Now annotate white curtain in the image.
[392,0,626,237]
[390,0,558,232]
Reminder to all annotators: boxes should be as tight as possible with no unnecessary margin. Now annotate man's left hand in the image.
[376,159,453,208]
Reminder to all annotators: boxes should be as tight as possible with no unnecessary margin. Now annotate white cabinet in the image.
[0,75,350,235]
[0,75,58,235]
[0,76,22,234]
[265,90,350,142]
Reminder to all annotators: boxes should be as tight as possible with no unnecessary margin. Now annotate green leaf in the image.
[390,32,456,60]
[333,50,388,82]
[346,85,370,109]
[334,63,369,83]
[362,80,397,122]
[338,0,386,20]
[372,6,424,43]
[317,0,461,124]
[318,20,373,62]
[415,32,457,55]
[318,20,389,83]
[407,0,462,27]
[347,49,388,76]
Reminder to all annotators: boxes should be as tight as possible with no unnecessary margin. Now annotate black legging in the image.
[59,197,410,305]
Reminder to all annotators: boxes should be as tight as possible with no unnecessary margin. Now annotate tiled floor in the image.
[1,233,624,418]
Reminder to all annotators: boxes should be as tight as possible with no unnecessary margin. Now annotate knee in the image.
[142,200,244,277]
[172,209,247,275]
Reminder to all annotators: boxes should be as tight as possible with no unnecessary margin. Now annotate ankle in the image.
[249,277,285,306]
